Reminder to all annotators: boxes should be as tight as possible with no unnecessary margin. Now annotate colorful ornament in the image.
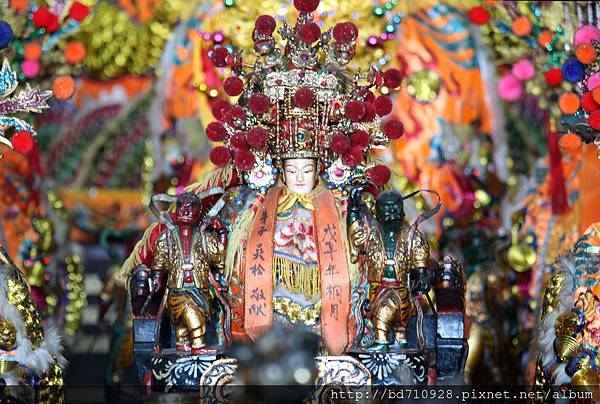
[467,6,489,25]
[575,43,596,65]
[544,68,563,86]
[497,74,523,102]
[0,21,13,48]
[21,59,40,78]
[558,93,580,115]
[512,59,535,81]
[573,25,600,47]
[512,16,532,37]
[52,76,75,100]
[11,130,34,153]
[561,58,585,83]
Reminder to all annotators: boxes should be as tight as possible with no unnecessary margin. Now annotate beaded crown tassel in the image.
[206,0,405,192]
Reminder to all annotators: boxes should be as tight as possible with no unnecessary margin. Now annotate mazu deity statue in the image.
[119,0,467,394]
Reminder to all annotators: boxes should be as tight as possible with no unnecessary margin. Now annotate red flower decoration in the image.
[359,89,375,103]
[224,76,244,97]
[293,0,320,13]
[248,93,270,115]
[383,119,404,139]
[224,106,247,127]
[210,146,231,167]
[350,130,370,149]
[247,127,268,149]
[211,47,230,68]
[211,99,231,121]
[589,110,600,130]
[374,95,393,116]
[255,15,276,35]
[299,23,321,43]
[12,130,34,154]
[468,6,490,25]
[345,100,366,121]
[383,69,403,88]
[581,92,599,113]
[46,13,60,33]
[544,68,562,86]
[294,87,315,109]
[69,2,90,22]
[369,165,391,186]
[206,122,227,142]
[229,132,248,150]
[342,146,363,167]
[32,8,51,29]
[329,132,350,154]
[234,150,256,171]
[361,102,376,122]
[333,22,358,43]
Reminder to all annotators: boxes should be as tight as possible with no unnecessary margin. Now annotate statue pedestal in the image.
[150,350,221,393]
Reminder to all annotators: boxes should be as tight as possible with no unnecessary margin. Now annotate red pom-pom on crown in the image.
[255,15,276,35]
[235,149,256,171]
[333,22,358,43]
[383,69,403,88]
[211,100,231,121]
[369,165,391,186]
[294,87,315,109]
[247,127,269,149]
[299,23,321,43]
[224,76,244,96]
[345,100,366,121]
[69,2,90,22]
[374,95,393,116]
[248,93,270,115]
[329,132,350,154]
[293,0,320,13]
[350,130,370,149]
[211,47,230,68]
[383,119,404,139]
[210,146,232,167]
[206,122,227,142]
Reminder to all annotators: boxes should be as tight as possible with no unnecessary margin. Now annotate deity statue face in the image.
[175,194,201,225]
[375,190,404,223]
[283,158,317,195]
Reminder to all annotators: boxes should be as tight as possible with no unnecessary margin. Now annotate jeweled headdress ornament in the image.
[205,0,405,192]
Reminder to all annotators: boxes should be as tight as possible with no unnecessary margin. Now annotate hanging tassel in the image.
[547,118,570,215]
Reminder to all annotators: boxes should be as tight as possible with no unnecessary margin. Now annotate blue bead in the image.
[266,159,272,165]
[0,21,13,48]
[260,186,266,193]
[271,168,277,174]
[561,58,585,83]
[323,173,329,179]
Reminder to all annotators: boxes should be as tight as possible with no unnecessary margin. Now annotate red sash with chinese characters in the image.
[243,185,350,355]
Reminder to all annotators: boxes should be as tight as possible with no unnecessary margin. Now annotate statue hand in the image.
[349,184,367,209]
[151,272,165,294]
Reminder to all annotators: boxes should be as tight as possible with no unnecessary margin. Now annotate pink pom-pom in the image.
[573,25,600,46]
[22,59,40,78]
[497,74,523,102]
[511,59,535,81]
[588,72,600,90]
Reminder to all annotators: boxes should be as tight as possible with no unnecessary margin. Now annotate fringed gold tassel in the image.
[185,164,234,195]
[224,207,255,281]
[116,222,160,284]
[273,256,321,301]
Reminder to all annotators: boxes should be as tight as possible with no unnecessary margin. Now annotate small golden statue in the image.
[149,193,226,354]
[348,188,432,350]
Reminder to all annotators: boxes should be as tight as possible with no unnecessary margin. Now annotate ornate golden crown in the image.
[205,0,405,192]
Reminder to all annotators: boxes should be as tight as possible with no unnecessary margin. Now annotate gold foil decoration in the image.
[553,335,582,362]
[0,317,17,350]
[571,368,600,392]
[554,311,580,338]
